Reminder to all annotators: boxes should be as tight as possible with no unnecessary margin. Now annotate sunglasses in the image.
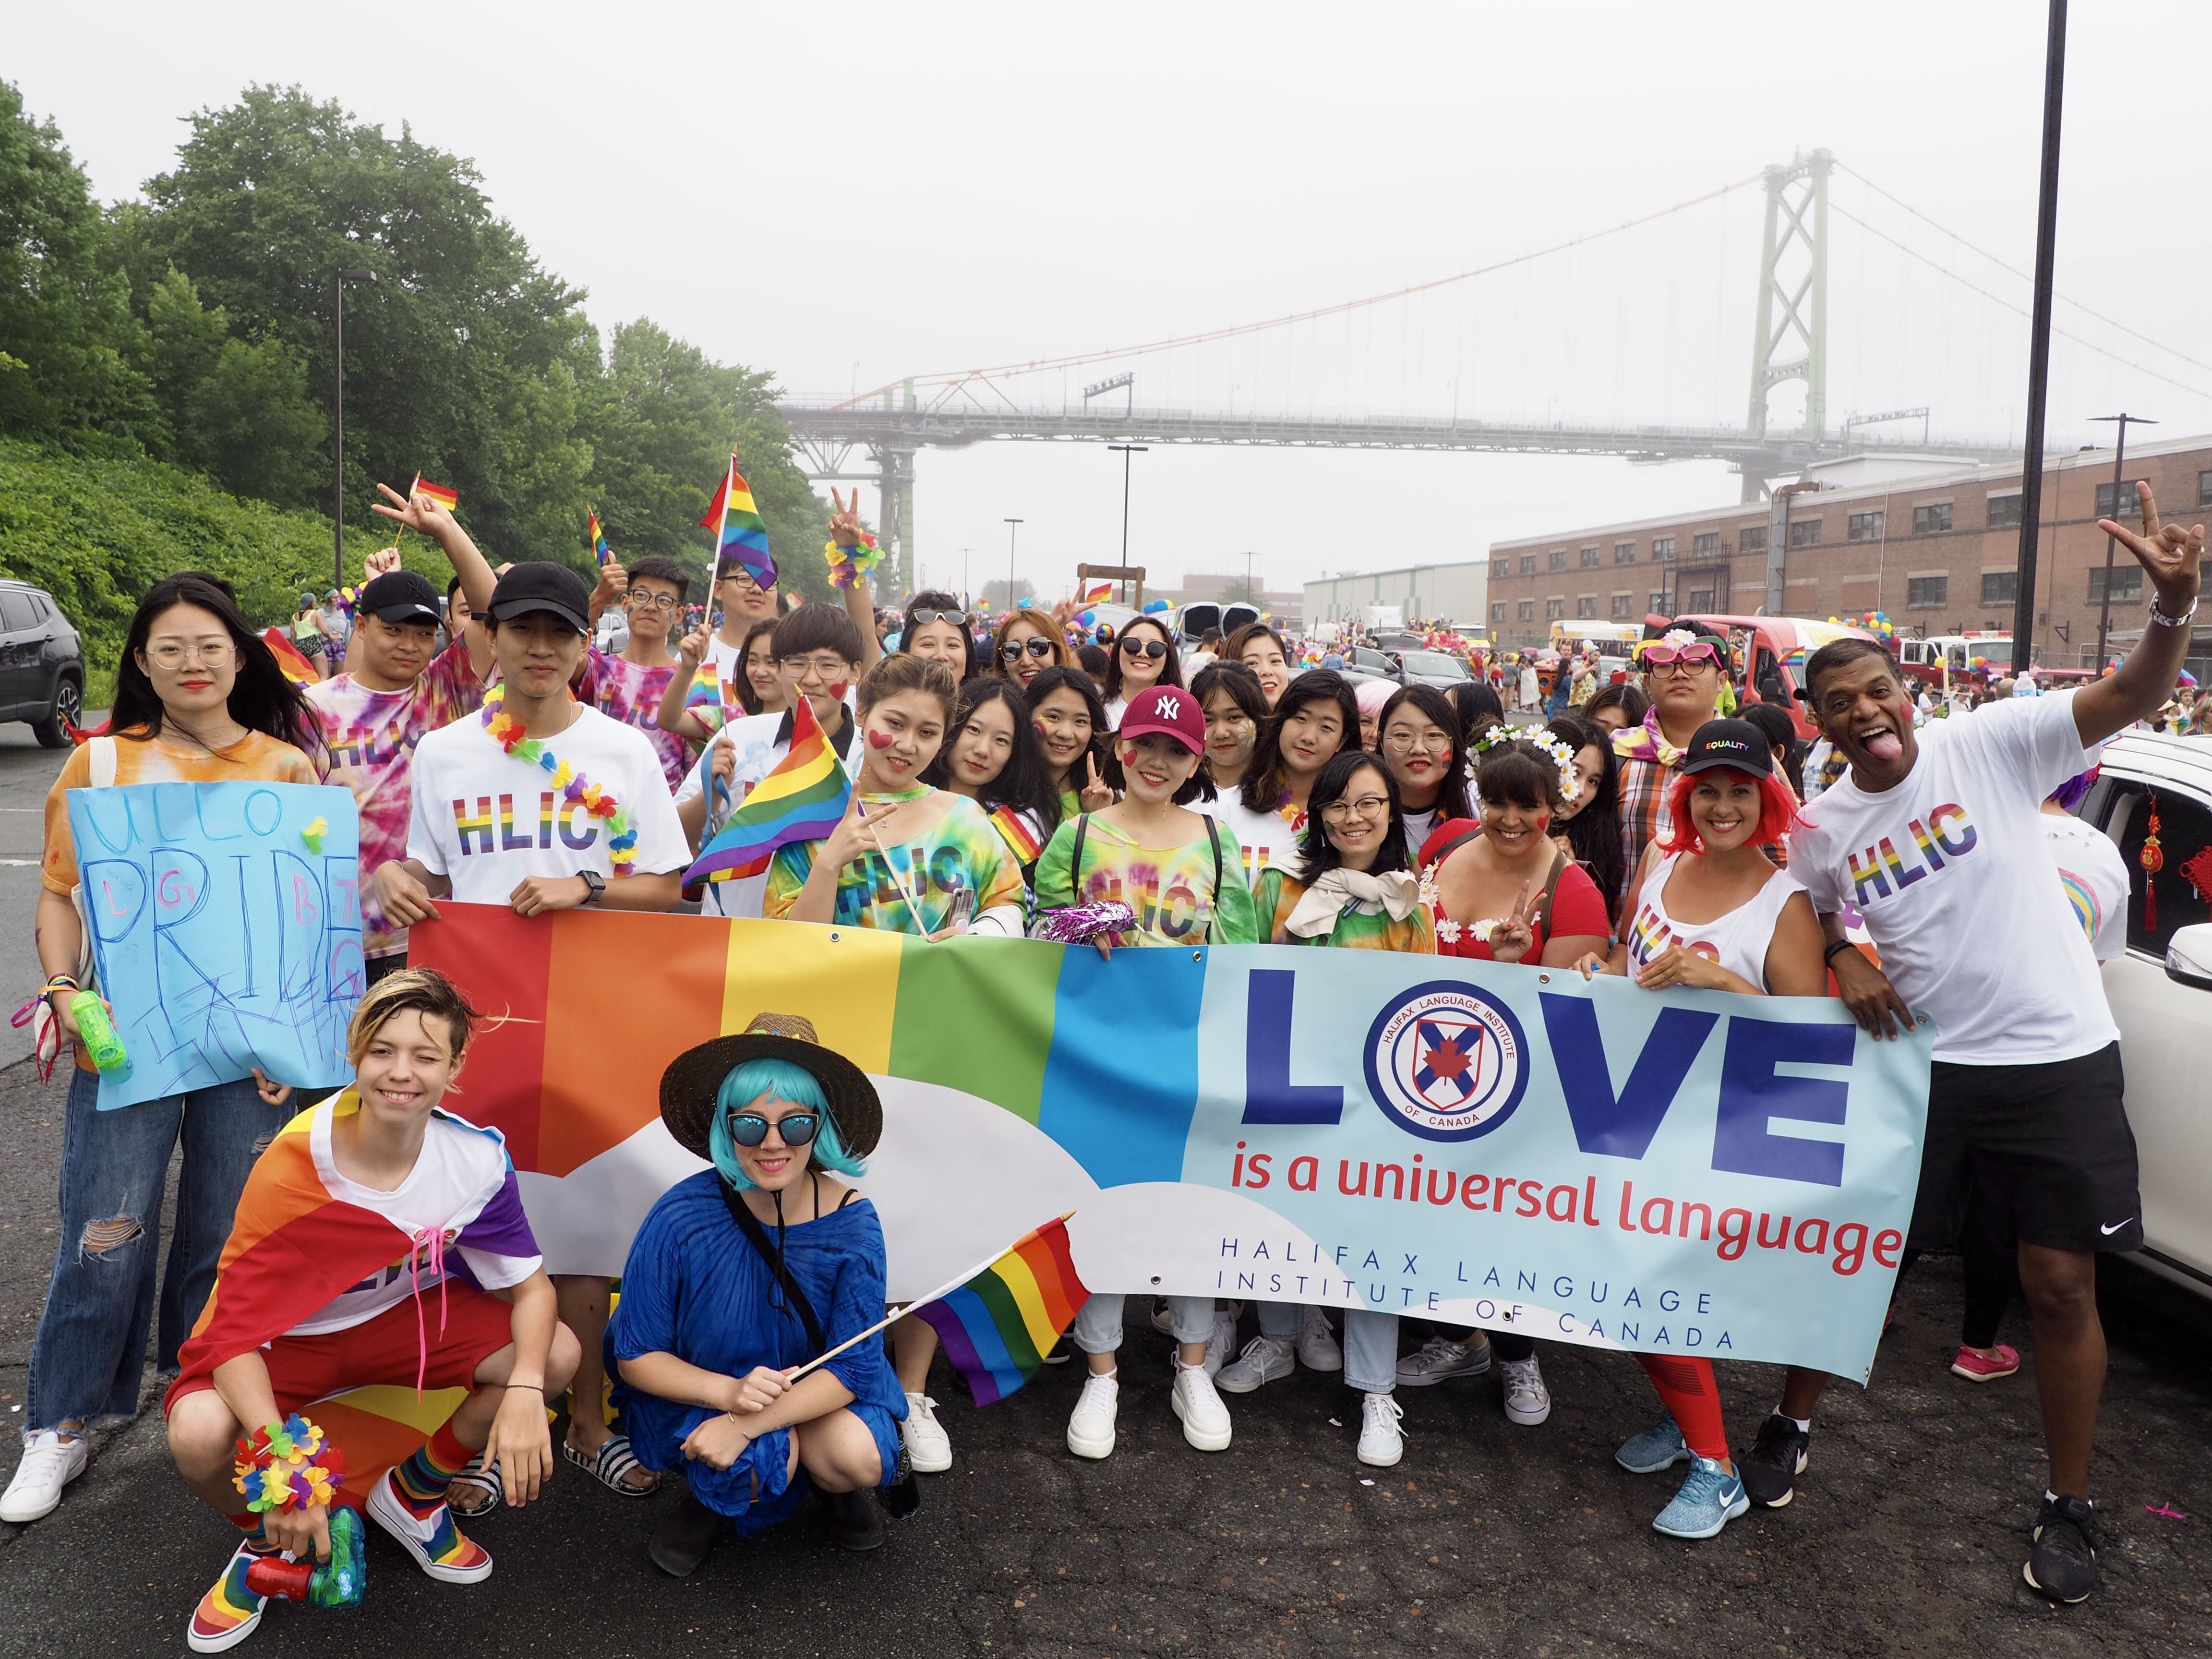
[910,609,973,628]
[724,1111,819,1148]
[1642,643,1719,670]
[1119,637,1168,660]
[1001,637,1056,661]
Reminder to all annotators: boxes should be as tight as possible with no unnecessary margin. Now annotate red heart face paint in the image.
[825,681,849,700]
[867,729,896,749]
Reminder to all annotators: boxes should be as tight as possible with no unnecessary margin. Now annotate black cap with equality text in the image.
[1679,718,1775,779]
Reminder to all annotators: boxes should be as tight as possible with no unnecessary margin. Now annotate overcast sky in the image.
[15,2,2212,604]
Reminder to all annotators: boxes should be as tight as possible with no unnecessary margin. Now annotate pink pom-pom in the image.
[1034,901,1139,944]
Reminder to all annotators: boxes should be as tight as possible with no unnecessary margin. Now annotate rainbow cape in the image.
[683,695,851,884]
[262,626,318,685]
[987,804,1044,866]
[588,508,613,568]
[914,1217,1090,1406]
[701,457,774,589]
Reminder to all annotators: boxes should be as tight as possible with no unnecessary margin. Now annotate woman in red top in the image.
[1423,733,1610,966]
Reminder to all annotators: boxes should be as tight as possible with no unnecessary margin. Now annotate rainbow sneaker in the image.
[186,1540,271,1653]
[367,1468,494,1584]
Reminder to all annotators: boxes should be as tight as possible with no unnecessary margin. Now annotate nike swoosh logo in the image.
[2100,1220,2132,1235]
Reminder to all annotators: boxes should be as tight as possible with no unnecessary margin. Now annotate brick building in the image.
[1482,433,2212,668]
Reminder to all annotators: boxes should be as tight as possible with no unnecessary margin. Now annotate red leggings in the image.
[1636,1354,1727,1461]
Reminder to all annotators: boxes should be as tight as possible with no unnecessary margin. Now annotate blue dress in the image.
[609,1170,906,1531]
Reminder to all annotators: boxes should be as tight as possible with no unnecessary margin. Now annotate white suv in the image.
[2078,733,2212,1298]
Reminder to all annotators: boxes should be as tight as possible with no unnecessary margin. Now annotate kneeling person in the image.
[164,970,578,1653]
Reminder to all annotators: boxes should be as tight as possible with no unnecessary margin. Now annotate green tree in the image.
[135,266,325,501]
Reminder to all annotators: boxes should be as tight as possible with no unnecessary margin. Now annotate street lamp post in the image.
[1107,445,1147,567]
[1004,518,1023,612]
[332,267,377,591]
[2089,413,2154,668]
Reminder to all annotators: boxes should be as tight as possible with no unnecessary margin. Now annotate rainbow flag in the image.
[409,474,459,513]
[262,626,318,685]
[1080,581,1113,605]
[683,695,851,884]
[914,1217,1090,1406]
[701,457,775,589]
[588,508,614,568]
[988,804,1044,866]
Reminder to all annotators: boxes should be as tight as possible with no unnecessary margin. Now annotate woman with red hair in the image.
[1575,718,1829,1539]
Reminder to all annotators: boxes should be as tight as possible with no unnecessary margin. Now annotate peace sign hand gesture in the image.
[829,487,866,549]
[1077,753,1116,812]
[1485,881,1543,964]
[2098,481,2205,611]
[371,481,459,543]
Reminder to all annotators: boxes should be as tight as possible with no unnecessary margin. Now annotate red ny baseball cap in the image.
[1118,685,1205,755]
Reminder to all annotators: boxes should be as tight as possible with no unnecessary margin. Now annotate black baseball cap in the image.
[1680,718,1774,778]
[484,562,590,634]
[357,569,442,627]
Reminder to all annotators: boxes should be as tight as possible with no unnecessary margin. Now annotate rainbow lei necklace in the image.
[481,683,639,873]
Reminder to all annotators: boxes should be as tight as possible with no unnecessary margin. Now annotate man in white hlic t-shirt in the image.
[1789,482,2202,1607]
[373,560,689,1501]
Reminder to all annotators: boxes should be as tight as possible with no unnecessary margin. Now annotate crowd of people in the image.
[5,477,2202,1646]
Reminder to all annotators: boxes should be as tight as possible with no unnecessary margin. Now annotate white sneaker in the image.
[1066,1372,1119,1460]
[0,1431,87,1523]
[1357,1392,1406,1467]
[1170,1363,1233,1452]
[1296,1306,1342,1371]
[1214,1335,1296,1394]
[902,1392,953,1473]
[1201,1311,1238,1378]
[1500,1356,1551,1426]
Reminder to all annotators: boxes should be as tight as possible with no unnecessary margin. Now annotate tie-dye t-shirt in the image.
[1253,868,1438,953]
[1032,812,1260,945]
[577,647,690,791]
[763,789,1025,935]
[305,639,486,958]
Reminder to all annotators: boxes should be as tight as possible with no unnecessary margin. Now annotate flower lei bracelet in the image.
[233,1414,346,1513]
[481,684,640,872]
[823,533,883,591]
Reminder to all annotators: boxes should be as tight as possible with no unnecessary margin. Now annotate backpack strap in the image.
[717,1179,827,1356]
[1536,845,1570,940]
[89,734,117,789]
[1202,814,1224,940]
[1069,813,1091,898]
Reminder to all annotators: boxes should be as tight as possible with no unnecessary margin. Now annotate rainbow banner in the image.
[683,695,851,883]
[915,1217,1090,1406]
[262,626,318,685]
[408,908,1936,1381]
[701,457,774,589]
[588,508,614,568]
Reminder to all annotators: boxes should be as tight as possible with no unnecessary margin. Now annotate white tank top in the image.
[1623,854,1804,991]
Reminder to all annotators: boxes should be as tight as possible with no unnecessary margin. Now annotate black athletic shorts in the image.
[1909,1042,2140,1254]
[363,952,410,987]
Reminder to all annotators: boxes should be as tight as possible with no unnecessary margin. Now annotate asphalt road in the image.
[0,727,2209,1658]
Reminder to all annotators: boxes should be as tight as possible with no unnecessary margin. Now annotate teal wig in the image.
[707,1057,866,1191]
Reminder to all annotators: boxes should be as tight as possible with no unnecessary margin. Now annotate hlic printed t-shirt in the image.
[305,638,487,957]
[406,702,692,899]
[1033,812,1260,945]
[577,648,690,792]
[763,790,1025,934]
[286,1090,542,1336]
[1203,795,1304,886]
[1791,691,2115,1065]
[1253,867,1437,953]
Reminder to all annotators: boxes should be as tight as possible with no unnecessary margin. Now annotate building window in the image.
[1652,537,1675,562]
[1492,559,1511,579]
[1912,503,1953,534]
[1490,601,1507,623]
[1611,592,1633,618]
[1980,571,2017,608]
[1907,576,1948,609]
[1580,546,1600,568]
[1693,531,1720,557]
[1789,518,1824,548]
[1614,541,1636,565]
[2087,565,2143,603]
[2094,481,2151,519]
[1517,599,1535,622]
[1847,511,1885,542]
[1519,555,1537,576]
[1548,549,1568,572]
[1649,591,1668,614]
[2200,469,2212,507]
[1987,493,2022,529]
[1687,586,1716,611]
[1575,595,1597,619]
[1739,525,1767,553]
[1545,598,1565,620]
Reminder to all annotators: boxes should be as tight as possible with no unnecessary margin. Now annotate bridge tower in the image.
[1742,148,1832,502]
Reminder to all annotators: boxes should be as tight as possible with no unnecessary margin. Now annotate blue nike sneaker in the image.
[1651,1455,1750,1539]
[1615,1413,1693,1475]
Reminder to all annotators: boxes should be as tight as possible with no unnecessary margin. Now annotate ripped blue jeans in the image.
[25,1067,287,1433]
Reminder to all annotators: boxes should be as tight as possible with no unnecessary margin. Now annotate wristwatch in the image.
[577,869,606,906]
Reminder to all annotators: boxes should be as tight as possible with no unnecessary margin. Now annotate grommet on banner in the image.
[829,931,841,943]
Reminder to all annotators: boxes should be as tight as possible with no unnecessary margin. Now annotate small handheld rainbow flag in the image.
[261,627,318,685]
[913,1216,1090,1406]
[1080,580,1114,605]
[682,695,851,884]
[987,804,1044,867]
[409,474,459,513]
[701,456,775,590]
[588,508,613,568]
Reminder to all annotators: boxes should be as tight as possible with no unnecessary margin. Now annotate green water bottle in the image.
[243,1504,367,1609]
[68,990,127,1073]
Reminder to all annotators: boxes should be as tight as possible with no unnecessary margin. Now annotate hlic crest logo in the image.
[1363,980,1528,1142]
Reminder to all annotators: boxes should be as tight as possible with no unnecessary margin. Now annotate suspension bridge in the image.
[778,149,2212,586]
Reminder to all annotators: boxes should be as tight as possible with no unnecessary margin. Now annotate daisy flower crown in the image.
[1470,726,1579,806]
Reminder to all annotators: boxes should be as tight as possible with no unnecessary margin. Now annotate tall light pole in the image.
[2009,0,2069,674]
[959,546,973,610]
[332,267,376,590]
[2089,413,2153,668]
[1003,518,1023,612]
[1108,445,1147,565]
[1244,549,1256,604]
